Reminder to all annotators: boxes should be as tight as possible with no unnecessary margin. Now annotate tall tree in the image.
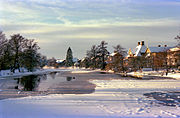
[21,39,40,72]
[112,44,126,72]
[0,32,7,53]
[0,32,9,70]
[9,34,28,72]
[86,45,98,69]
[97,41,109,70]
[0,32,7,59]
[0,32,46,71]
[113,45,126,55]
[38,54,47,69]
[65,47,73,67]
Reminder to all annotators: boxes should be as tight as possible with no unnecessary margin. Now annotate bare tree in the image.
[175,33,180,47]
[86,45,98,69]
[9,34,28,72]
[22,39,40,72]
[97,41,109,70]
[38,54,47,69]
[0,32,7,57]
[0,32,9,70]
[112,45,126,72]
[113,45,126,56]
[0,32,46,71]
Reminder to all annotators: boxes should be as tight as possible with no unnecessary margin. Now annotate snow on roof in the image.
[81,58,86,61]
[148,47,172,53]
[134,45,147,56]
[169,47,180,52]
[134,45,141,56]
[141,45,147,53]
[56,59,64,63]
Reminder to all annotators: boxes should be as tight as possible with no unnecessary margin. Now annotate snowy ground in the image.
[0,69,180,118]
[127,71,180,79]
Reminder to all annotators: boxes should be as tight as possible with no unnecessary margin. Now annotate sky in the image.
[0,0,180,59]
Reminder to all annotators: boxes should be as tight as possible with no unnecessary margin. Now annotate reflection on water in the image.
[0,72,95,100]
[67,76,72,81]
[15,74,47,91]
[99,72,108,74]
[49,72,57,79]
[16,75,39,91]
[66,76,75,81]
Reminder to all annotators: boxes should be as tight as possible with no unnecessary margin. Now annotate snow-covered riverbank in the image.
[0,69,180,118]
[0,68,73,79]
[127,71,180,79]
[1,79,180,118]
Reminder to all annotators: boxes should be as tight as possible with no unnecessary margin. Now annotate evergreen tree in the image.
[65,47,73,67]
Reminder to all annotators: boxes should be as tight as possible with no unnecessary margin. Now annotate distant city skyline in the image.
[0,0,180,59]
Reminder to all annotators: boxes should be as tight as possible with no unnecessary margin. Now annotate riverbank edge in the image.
[0,69,67,79]
[0,68,179,80]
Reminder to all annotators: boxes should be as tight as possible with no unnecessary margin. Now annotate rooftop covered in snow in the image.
[147,46,173,53]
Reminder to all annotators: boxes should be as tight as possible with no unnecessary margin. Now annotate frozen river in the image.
[0,70,180,118]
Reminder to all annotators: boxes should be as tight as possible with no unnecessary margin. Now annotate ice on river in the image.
[0,69,180,118]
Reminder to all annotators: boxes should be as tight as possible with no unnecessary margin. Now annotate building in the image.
[167,47,180,68]
[127,41,147,57]
[56,59,65,67]
[145,45,171,70]
[126,41,148,70]
[126,41,175,70]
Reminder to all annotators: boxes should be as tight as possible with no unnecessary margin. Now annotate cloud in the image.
[0,0,180,58]
[1,0,180,25]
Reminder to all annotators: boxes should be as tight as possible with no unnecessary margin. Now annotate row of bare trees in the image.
[80,41,126,72]
[80,41,109,70]
[0,32,47,72]
[85,41,109,70]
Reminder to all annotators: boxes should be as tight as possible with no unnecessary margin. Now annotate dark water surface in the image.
[0,72,97,100]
